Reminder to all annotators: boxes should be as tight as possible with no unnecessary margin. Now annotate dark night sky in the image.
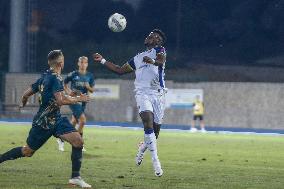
[0,0,284,72]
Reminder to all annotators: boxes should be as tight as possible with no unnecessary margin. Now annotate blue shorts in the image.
[69,103,86,120]
[27,117,76,151]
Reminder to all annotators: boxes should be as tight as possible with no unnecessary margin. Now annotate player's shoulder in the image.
[154,46,166,54]
[86,71,94,77]
[67,70,77,77]
[49,71,63,82]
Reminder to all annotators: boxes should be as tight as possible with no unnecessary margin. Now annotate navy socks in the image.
[71,146,82,178]
[0,147,24,163]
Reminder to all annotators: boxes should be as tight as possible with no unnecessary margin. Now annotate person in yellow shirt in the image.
[190,95,206,133]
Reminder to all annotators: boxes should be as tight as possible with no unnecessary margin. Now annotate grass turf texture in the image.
[0,124,284,189]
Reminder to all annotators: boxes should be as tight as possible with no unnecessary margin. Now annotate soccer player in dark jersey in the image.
[57,56,95,152]
[0,50,92,188]
[93,29,167,177]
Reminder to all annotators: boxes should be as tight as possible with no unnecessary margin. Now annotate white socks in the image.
[139,141,147,154]
[144,132,159,161]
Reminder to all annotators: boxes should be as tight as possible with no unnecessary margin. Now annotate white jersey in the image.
[127,46,166,93]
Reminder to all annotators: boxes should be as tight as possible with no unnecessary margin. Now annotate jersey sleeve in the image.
[30,78,42,93]
[127,57,136,70]
[51,76,64,94]
[89,74,95,87]
[64,72,73,84]
[154,46,166,55]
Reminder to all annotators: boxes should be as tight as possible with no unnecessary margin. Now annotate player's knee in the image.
[140,111,154,128]
[80,120,86,126]
[22,146,35,157]
[72,137,84,148]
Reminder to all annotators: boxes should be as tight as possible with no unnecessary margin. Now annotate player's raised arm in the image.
[143,52,166,66]
[143,46,166,66]
[93,53,133,75]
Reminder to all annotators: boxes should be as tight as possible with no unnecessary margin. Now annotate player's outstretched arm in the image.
[19,87,36,109]
[93,53,133,75]
[54,91,90,106]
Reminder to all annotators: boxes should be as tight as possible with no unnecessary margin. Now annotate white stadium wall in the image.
[3,73,284,129]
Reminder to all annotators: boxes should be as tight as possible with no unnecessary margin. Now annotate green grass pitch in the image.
[0,123,284,189]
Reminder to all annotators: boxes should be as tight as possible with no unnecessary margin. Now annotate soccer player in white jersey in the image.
[93,29,167,177]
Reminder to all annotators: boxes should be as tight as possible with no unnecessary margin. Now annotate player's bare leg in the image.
[77,114,87,151]
[200,120,206,133]
[77,114,86,135]
[60,131,91,188]
[71,115,78,128]
[138,111,163,176]
[190,120,197,132]
[57,115,80,152]
[153,123,161,139]
[57,116,78,152]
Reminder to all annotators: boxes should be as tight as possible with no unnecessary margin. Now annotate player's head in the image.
[144,29,166,47]
[48,50,64,69]
[77,56,88,71]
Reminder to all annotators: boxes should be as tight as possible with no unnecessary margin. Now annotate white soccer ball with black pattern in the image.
[108,13,127,32]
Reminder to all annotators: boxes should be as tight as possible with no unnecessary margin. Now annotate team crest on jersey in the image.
[74,76,80,80]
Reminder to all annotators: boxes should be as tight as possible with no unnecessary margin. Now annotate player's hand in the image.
[143,56,154,64]
[84,82,90,89]
[19,96,28,110]
[93,53,103,63]
[84,82,94,92]
[79,94,90,102]
[70,90,82,97]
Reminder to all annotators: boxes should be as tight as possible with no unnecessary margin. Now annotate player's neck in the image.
[50,67,61,74]
[78,69,86,74]
[146,44,159,50]
[146,46,154,50]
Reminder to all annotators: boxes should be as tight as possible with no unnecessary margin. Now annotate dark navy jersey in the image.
[64,70,95,94]
[31,69,64,119]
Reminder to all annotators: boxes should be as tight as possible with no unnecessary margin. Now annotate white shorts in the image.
[135,91,166,124]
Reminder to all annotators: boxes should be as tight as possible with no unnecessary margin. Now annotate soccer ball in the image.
[108,13,127,32]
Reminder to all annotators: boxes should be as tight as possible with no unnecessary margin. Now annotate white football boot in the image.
[82,146,86,152]
[153,159,163,177]
[190,127,198,133]
[201,128,207,133]
[57,138,65,152]
[68,177,92,188]
[135,141,147,166]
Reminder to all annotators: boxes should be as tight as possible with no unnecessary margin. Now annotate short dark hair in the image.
[47,50,63,66]
[152,29,166,44]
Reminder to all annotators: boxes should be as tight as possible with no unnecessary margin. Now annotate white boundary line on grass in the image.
[0,121,283,136]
